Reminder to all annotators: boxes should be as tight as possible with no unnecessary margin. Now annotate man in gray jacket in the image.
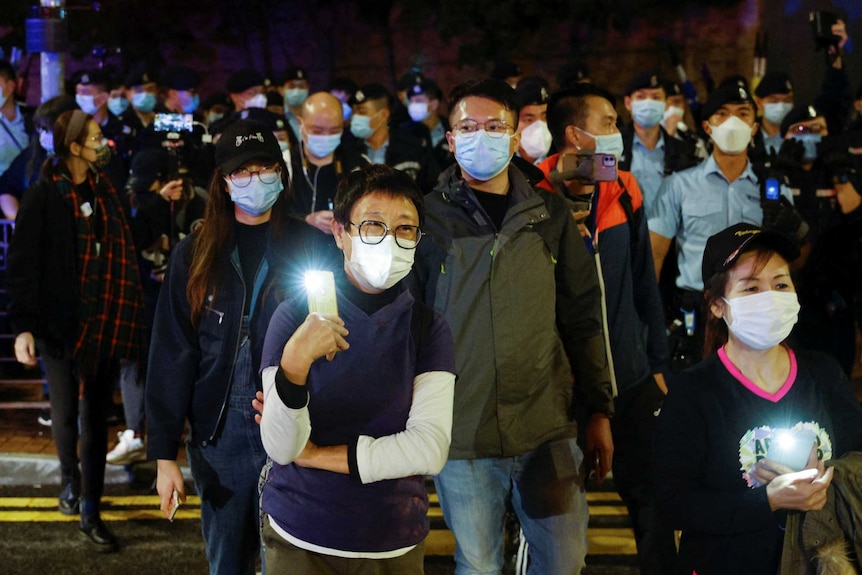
[411,78,614,575]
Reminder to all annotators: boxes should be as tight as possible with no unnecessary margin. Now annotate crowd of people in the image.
[1,12,862,575]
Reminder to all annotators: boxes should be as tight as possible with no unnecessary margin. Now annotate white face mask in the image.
[519,120,552,160]
[709,116,753,155]
[39,129,54,153]
[663,106,685,121]
[408,102,430,123]
[76,94,100,115]
[723,291,800,350]
[244,93,268,109]
[763,102,793,126]
[345,234,415,291]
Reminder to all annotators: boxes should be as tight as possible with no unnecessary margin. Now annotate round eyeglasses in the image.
[227,164,281,188]
[349,220,423,249]
[451,119,514,138]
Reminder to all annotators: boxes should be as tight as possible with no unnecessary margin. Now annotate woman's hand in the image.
[279,313,349,383]
[751,442,820,486]
[766,459,833,512]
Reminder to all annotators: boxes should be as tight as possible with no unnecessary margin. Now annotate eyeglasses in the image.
[452,119,514,138]
[227,164,281,187]
[349,220,423,249]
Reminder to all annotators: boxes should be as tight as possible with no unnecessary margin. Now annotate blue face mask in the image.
[454,130,513,181]
[207,112,224,126]
[791,133,821,162]
[305,132,342,158]
[132,91,157,113]
[284,88,309,108]
[108,96,130,116]
[341,101,353,121]
[179,92,200,114]
[350,114,375,140]
[576,127,624,158]
[764,102,792,126]
[630,99,665,129]
[227,177,284,217]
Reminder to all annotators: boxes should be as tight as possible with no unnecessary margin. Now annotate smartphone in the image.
[305,270,338,316]
[765,428,816,472]
[154,113,193,133]
[558,153,618,183]
[764,177,780,201]
[168,489,180,521]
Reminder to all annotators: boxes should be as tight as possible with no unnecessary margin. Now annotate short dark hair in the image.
[0,60,16,82]
[447,79,519,126]
[546,83,616,150]
[333,164,425,227]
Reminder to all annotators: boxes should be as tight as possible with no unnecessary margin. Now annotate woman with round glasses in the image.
[146,120,323,574]
[654,223,862,575]
[258,164,455,573]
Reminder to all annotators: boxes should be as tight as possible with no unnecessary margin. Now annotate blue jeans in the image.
[435,438,589,575]
[188,338,267,575]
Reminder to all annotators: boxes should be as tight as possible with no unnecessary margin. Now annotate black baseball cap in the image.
[126,149,176,193]
[625,71,664,96]
[701,223,800,286]
[701,82,756,120]
[215,120,283,175]
[754,72,793,98]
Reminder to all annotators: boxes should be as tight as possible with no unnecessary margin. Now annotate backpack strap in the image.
[617,176,641,249]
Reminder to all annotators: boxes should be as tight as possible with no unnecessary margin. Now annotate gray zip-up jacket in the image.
[411,164,613,460]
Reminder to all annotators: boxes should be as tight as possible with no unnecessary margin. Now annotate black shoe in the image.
[79,515,119,553]
[59,470,80,515]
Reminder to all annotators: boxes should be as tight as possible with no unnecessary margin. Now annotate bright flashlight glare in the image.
[304,271,326,295]
[774,432,796,450]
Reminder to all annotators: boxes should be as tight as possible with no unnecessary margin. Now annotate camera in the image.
[552,153,618,183]
[809,10,841,50]
[154,113,194,137]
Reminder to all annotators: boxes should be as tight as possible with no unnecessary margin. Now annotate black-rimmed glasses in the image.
[349,220,423,249]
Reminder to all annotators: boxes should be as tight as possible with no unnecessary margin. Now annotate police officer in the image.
[349,83,440,193]
[514,76,552,166]
[753,71,794,155]
[620,71,699,211]
[402,76,452,170]
[161,66,202,118]
[113,67,165,164]
[209,69,268,136]
[279,66,310,142]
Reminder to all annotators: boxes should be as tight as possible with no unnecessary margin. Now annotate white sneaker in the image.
[106,429,147,465]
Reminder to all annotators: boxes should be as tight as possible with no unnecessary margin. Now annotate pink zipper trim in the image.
[718,346,797,402]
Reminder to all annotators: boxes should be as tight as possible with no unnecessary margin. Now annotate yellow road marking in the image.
[0,495,201,508]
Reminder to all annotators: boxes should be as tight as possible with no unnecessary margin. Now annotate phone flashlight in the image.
[304,270,338,316]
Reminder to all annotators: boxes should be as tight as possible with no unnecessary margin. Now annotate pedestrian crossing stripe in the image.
[0,493,637,557]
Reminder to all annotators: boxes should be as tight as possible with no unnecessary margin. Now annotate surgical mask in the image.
[345,233,415,291]
[38,129,54,153]
[664,106,685,121]
[576,127,624,159]
[284,88,308,108]
[791,133,821,162]
[341,101,353,121]
[305,132,342,158]
[630,99,665,129]
[107,96,130,116]
[350,114,375,140]
[454,130,513,181]
[763,102,792,126]
[723,291,800,350]
[277,140,289,153]
[227,177,283,216]
[408,102,430,122]
[709,116,752,155]
[76,94,100,115]
[244,93,267,109]
[207,112,224,125]
[132,91,157,113]
[519,120,552,160]
[179,92,200,114]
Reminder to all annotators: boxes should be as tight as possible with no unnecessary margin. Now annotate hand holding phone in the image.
[766,428,817,472]
[305,270,338,316]
[168,489,180,521]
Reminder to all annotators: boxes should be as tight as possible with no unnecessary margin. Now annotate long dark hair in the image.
[28,95,76,183]
[186,159,294,325]
[702,247,777,357]
[42,109,92,179]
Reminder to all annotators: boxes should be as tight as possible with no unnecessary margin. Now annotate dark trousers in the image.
[611,376,677,575]
[40,345,117,505]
